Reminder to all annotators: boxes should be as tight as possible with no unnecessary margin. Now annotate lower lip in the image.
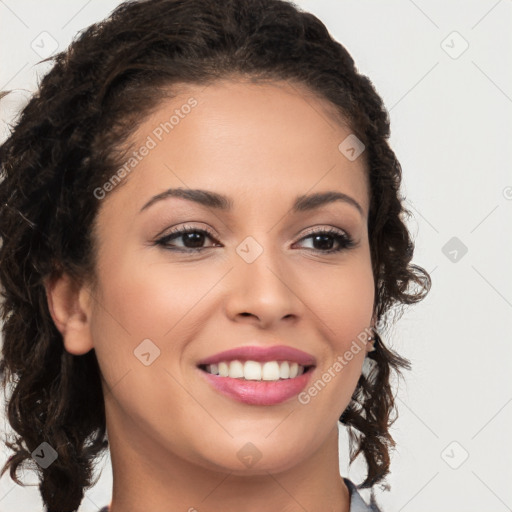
[198,367,314,405]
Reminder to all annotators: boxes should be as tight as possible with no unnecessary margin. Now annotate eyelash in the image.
[155,224,355,254]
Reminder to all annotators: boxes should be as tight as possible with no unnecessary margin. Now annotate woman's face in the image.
[82,79,374,474]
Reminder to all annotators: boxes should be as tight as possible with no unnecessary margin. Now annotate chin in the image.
[196,441,308,476]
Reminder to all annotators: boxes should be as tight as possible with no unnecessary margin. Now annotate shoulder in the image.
[343,477,384,512]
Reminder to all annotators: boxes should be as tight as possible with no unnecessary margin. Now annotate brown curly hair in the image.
[0,0,431,510]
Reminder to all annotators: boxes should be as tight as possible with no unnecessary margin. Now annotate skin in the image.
[45,78,375,512]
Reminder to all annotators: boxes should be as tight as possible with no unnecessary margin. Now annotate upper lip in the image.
[197,345,317,367]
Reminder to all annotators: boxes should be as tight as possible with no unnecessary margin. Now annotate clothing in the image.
[343,477,383,512]
[98,477,381,511]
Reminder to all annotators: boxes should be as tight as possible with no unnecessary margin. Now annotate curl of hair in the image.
[0,0,431,510]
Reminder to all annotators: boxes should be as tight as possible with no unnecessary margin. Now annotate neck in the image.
[105,413,350,512]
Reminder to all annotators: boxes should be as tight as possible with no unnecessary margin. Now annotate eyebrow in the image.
[140,188,364,217]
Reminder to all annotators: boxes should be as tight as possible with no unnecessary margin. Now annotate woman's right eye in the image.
[155,226,220,252]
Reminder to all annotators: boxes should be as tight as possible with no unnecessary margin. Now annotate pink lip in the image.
[198,367,315,405]
[197,344,317,366]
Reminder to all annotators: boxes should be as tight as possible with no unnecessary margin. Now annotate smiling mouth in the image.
[197,361,315,381]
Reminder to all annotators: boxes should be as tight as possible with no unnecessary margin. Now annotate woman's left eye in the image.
[155,225,355,253]
[295,228,355,253]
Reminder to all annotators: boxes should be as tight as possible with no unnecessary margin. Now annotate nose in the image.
[223,242,302,328]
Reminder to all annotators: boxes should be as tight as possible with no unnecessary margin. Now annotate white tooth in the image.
[243,360,262,380]
[279,361,290,379]
[262,361,280,381]
[218,361,229,377]
[209,360,305,379]
[228,360,244,378]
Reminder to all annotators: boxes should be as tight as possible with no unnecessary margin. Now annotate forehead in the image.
[98,79,369,221]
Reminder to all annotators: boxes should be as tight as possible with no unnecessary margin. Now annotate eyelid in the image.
[154,222,217,240]
[154,222,356,255]
[298,224,349,238]
[156,223,351,243]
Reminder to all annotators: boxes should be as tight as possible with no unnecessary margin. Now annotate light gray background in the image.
[1,1,511,511]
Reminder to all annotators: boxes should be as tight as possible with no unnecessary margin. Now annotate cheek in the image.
[332,270,374,341]
[310,256,374,391]
[293,268,374,426]
[93,250,212,340]
[89,251,214,420]
[312,254,375,340]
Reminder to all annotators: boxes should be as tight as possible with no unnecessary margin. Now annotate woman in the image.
[0,0,431,511]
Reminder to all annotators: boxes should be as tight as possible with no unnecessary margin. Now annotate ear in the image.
[44,272,95,355]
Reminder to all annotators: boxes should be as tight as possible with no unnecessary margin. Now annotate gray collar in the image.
[344,478,382,512]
